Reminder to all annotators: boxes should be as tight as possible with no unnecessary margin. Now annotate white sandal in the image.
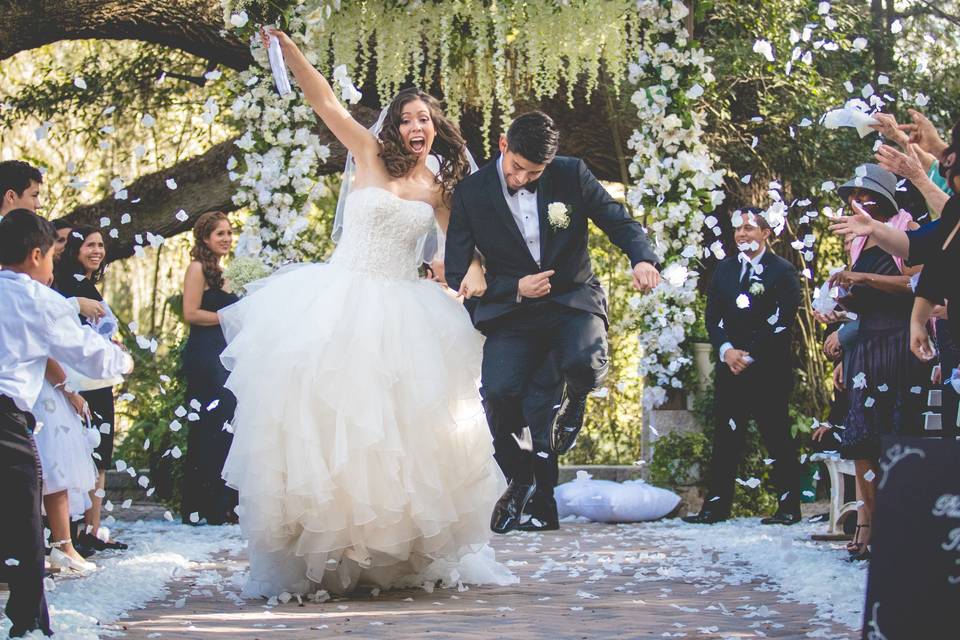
[48,539,96,573]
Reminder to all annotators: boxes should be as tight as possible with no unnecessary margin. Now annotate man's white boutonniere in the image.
[749,281,765,296]
[547,202,570,230]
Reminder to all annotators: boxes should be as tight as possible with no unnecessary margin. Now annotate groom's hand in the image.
[518,270,555,299]
[632,262,660,292]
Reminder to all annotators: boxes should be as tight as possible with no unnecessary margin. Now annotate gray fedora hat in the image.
[837,163,899,214]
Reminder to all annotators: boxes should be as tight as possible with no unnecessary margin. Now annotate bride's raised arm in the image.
[264,27,380,166]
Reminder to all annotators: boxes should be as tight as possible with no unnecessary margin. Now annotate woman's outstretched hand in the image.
[828,202,875,238]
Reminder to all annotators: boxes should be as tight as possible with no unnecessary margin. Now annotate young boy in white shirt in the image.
[0,209,133,637]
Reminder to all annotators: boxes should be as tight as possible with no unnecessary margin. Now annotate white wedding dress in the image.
[219,186,513,596]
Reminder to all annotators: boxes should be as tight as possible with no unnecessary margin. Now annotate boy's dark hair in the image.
[0,209,58,265]
[0,160,43,197]
[506,111,559,165]
[52,218,72,231]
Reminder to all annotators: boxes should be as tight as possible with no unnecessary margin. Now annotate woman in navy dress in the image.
[830,166,924,560]
[179,212,239,525]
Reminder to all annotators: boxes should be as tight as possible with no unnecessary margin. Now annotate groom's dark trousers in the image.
[481,301,607,483]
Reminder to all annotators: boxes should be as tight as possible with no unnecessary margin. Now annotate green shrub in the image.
[114,327,188,511]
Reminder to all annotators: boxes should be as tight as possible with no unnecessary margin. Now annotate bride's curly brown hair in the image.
[190,211,229,289]
[377,88,470,205]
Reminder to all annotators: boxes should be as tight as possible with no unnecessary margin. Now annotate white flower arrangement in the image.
[547,202,570,230]
[223,255,272,295]
[749,281,765,296]
[626,0,725,409]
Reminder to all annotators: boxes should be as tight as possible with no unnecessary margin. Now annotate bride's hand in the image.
[260,26,295,54]
[459,262,487,299]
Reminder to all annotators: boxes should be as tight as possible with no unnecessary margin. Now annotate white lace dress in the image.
[32,380,98,516]
[219,187,512,596]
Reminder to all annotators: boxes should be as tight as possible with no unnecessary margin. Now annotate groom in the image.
[445,111,660,534]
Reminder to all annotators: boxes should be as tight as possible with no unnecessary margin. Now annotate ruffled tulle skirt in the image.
[32,380,98,516]
[219,263,512,596]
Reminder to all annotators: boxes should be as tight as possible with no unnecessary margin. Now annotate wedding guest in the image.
[684,208,802,525]
[0,210,132,637]
[4,179,105,565]
[831,125,960,360]
[830,164,924,560]
[179,212,239,525]
[0,160,42,216]
[52,219,72,259]
[53,226,127,551]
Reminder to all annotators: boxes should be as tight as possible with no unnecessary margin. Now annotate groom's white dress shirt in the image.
[0,270,133,411]
[719,248,766,363]
[497,154,541,266]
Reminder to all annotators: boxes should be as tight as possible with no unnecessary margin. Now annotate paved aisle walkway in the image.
[116,522,859,639]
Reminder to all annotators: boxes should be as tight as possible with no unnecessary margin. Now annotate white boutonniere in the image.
[749,281,765,296]
[547,202,570,230]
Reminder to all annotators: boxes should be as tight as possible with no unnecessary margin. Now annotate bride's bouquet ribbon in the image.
[268,35,292,96]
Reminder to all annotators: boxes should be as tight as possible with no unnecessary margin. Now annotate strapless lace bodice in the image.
[329,187,435,280]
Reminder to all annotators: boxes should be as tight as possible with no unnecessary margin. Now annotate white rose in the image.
[547,202,570,230]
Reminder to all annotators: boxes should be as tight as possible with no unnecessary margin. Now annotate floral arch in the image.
[221,0,725,409]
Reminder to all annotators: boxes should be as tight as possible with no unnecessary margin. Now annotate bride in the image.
[219,27,513,597]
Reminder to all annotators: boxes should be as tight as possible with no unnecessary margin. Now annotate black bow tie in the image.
[507,179,539,197]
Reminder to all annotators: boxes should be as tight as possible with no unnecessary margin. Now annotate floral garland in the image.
[626,0,725,410]
[220,0,723,408]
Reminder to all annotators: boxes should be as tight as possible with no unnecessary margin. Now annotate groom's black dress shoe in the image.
[550,391,588,454]
[491,481,537,534]
[518,492,559,532]
[681,510,728,524]
[760,511,802,526]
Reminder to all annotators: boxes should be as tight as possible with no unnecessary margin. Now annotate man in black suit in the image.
[445,112,659,534]
[684,208,803,525]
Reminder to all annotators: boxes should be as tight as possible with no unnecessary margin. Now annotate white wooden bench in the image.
[809,452,858,536]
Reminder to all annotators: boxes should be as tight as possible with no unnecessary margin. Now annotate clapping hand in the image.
[900,108,947,155]
[632,262,660,292]
[828,201,875,238]
[875,143,924,182]
[869,113,910,148]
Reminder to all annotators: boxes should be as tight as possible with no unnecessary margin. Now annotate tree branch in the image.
[0,0,252,69]
[60,104,382,261]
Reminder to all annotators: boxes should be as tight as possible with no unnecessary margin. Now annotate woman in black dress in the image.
[829,166,924,560]
[54,226,128,551]
[180,211,239,525]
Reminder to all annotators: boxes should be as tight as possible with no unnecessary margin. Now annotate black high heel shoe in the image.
[846,524,871,562]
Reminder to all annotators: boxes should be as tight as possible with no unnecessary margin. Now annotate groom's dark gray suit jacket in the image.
[445,155,658,329]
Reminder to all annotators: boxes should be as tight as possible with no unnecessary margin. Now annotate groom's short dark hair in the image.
[506,112,559,165]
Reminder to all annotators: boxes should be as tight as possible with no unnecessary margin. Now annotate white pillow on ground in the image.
[554,471,680,523]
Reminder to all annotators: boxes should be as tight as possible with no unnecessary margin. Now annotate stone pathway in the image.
[114,522,859,639]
